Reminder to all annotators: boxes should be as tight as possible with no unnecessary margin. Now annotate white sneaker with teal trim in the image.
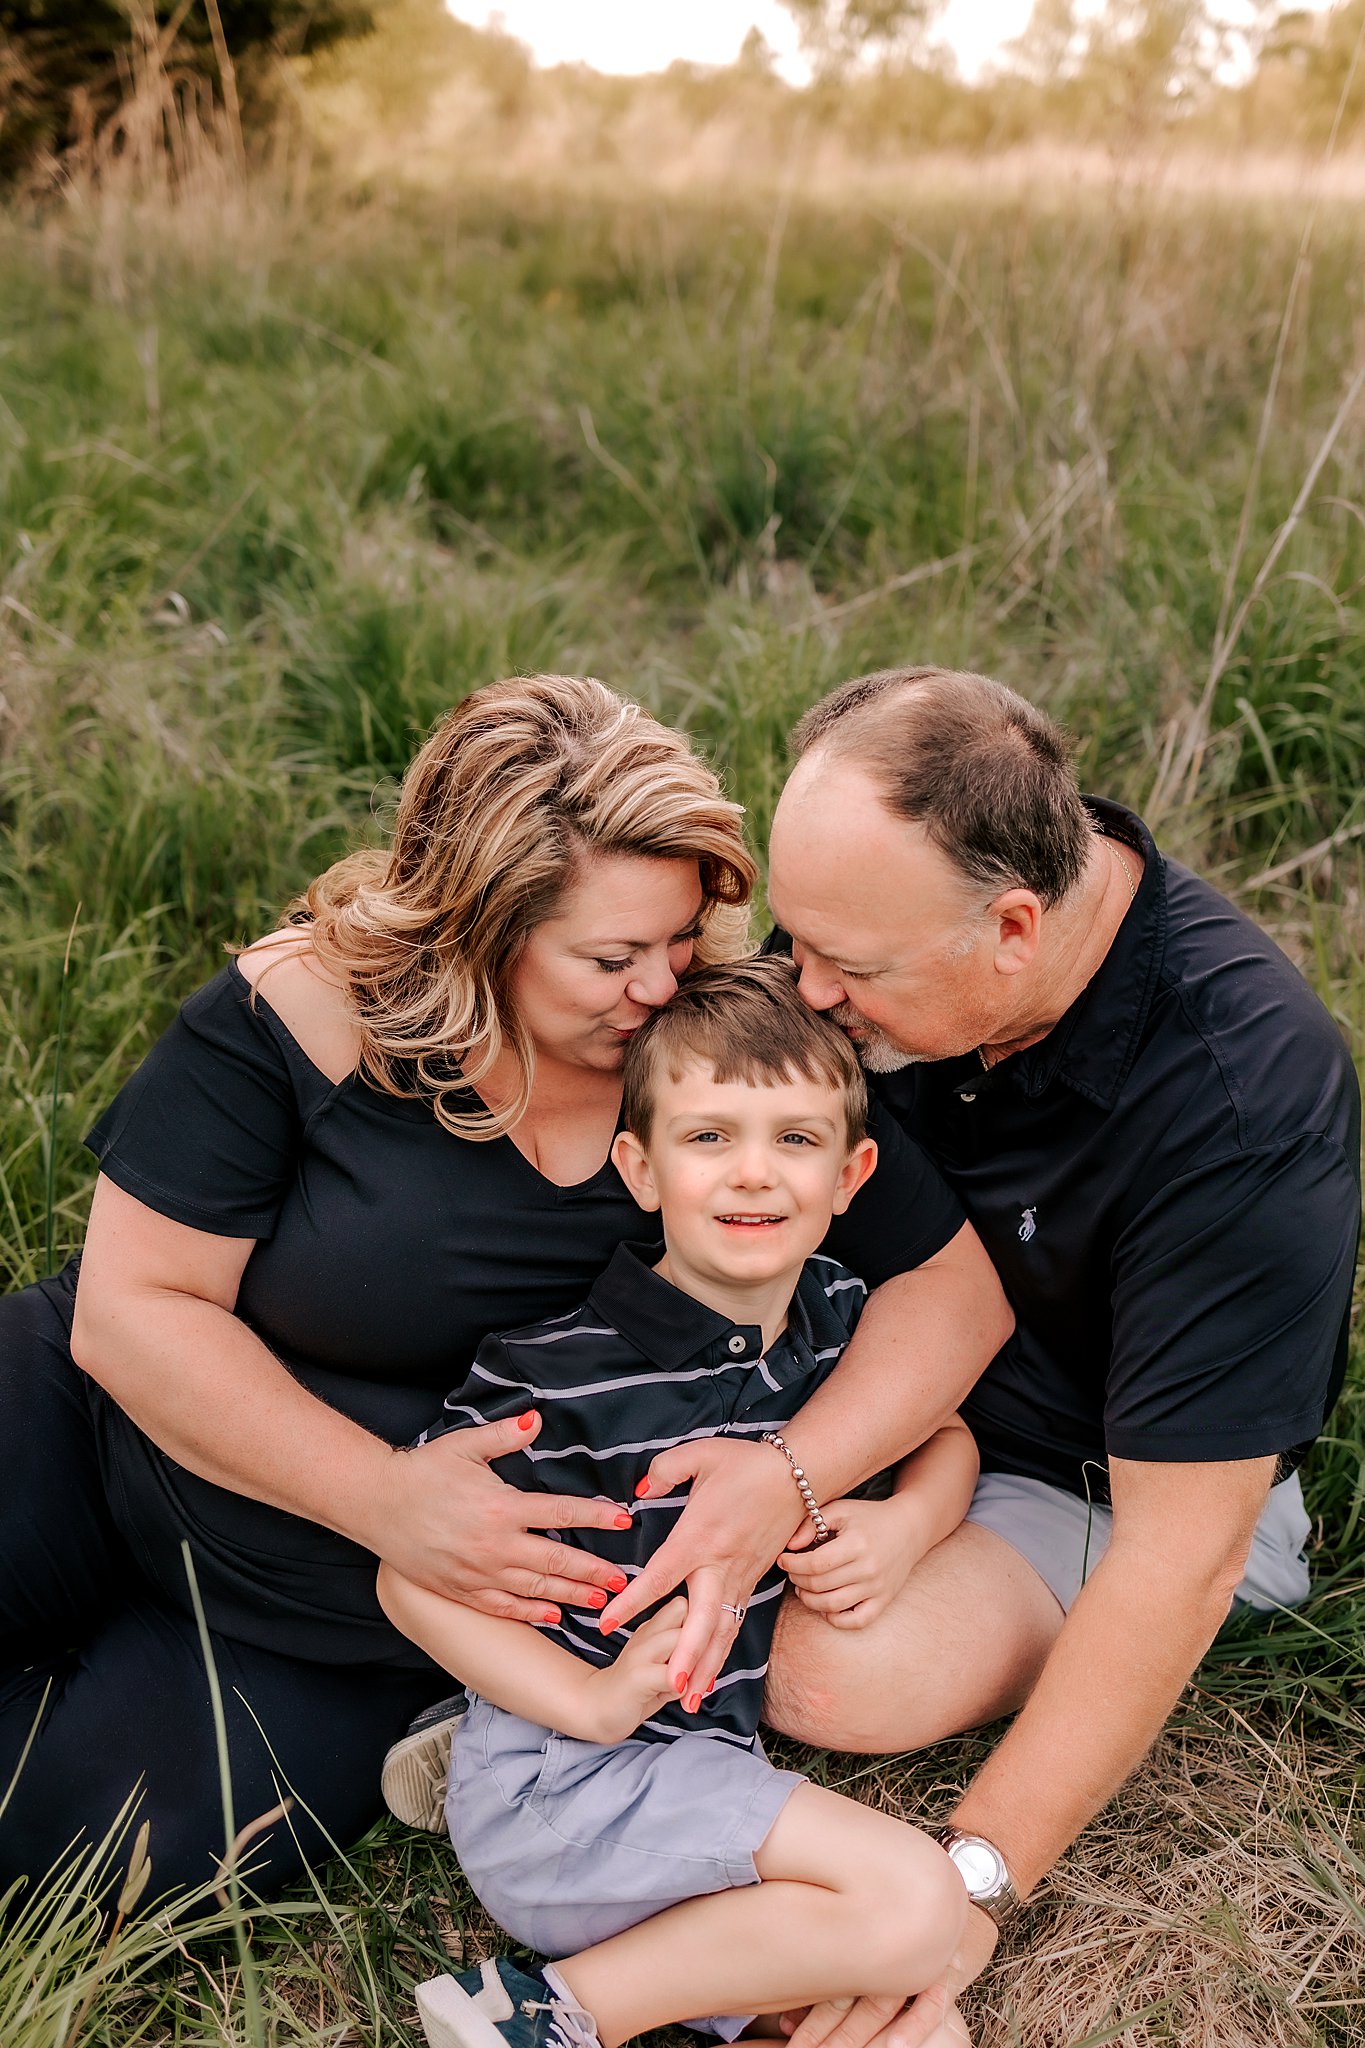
[416,1958,602,2048]
[381,1692,467,1831]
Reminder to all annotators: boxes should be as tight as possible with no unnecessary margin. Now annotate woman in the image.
[0,674,1004,1910]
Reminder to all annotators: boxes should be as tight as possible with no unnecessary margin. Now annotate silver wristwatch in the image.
[933,1827,1021,1925]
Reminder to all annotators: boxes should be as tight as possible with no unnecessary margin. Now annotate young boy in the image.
[378,957,980,2048]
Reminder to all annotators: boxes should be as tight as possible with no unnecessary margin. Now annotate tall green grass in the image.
[1,169,1362,2044]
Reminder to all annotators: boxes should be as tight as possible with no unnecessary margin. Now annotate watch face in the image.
[954,1840,1004,1895]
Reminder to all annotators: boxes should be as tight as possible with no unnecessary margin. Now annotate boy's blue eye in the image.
[780,1132,816,1145]
[688,1130,722,1143]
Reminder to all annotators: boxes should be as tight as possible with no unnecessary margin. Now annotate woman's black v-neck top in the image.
[78,964,964,1662]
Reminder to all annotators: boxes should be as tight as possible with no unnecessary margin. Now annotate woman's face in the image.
[510,854,707,1074]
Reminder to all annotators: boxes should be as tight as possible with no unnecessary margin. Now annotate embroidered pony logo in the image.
[1018,1207,1037,1243]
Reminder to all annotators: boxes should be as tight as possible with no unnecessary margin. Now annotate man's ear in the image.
[990,889,1043,976]
[611,1128,661,1211]
[831,1136,878,1215]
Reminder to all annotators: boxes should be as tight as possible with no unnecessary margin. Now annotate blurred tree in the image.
[0,0,374,180]
[1075,1,1230,133]
[1003,0,1088,85]
[1261,0,1365,137]
[778,0,944,76]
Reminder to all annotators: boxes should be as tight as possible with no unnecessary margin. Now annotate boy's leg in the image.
[556,1783,966,2048]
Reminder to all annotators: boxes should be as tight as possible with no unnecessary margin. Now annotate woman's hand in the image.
[586,1597,689,1743]
[367,1411,635,1625]
[780,1494,930,1630]
[596,1437,807,1698]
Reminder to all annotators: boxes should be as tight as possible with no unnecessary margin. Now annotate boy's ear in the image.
[611,1128,661,1212]
[831,1136,877,1215]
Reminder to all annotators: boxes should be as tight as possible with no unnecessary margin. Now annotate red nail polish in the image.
[607,1572,628,1592]
[675,1670,689,1694]
[599,1618,614,1635]
[634,1477,651,1498]
[613,1512,632,1530]
[706,1681,715,1694]
[517,1411,537,1432]
[542,1609,559,1624]
[587,1589,607,1608]
[686,1692,702,1713]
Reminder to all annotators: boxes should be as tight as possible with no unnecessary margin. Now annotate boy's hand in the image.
[587,1597,689,1744]
[780,1495,931,1629]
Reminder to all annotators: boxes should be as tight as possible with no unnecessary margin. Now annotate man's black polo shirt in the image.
[792,798,1360,1502]
[419,1242,867,1745]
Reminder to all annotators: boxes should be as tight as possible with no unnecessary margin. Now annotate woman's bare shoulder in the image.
[236,931,361,1085]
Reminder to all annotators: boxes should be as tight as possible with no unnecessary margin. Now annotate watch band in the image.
[933,1826,1021,1925]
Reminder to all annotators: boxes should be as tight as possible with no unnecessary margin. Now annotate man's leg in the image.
[764,1521,1064,1753]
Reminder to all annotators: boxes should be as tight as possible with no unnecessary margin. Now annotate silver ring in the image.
[722,1602,747,1624]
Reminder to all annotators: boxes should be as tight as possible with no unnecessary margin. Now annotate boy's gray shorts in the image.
[447,1693,804,1968]
[963,1469,1312,1614]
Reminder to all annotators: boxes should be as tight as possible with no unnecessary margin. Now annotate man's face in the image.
[768,753,1015,1066]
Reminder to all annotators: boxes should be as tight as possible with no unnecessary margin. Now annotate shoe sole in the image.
[415,1974,515,2048]
[381,1707,465,1831]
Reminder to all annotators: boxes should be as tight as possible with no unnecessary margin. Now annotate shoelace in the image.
[520,1972,601,2048]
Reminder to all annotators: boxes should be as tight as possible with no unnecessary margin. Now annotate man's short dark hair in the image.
[621,956,868,1148]
[792,666,1092,906]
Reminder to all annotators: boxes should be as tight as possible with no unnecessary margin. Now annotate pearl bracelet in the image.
[761,1431,835,1547]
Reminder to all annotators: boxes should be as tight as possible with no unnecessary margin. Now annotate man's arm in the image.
[948,1451,1275,1887]
[376,1564,685,1745]
[597,1221,1012,1690]
[876,1452,1278,2048]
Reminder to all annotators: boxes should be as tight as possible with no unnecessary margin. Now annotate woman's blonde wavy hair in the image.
[285,674,756,1139]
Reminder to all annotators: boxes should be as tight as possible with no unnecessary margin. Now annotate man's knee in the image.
[764,1524,1064,1752]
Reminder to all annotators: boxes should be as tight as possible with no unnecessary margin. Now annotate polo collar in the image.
[588,1240,835,1377]
[957,797,1169,1112]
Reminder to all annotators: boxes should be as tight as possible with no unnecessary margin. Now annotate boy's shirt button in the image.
[727,1333,747,1355]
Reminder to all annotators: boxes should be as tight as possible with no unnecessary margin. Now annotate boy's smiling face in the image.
[611,1059,877,1323]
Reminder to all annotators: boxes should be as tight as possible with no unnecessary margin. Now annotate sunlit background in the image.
[446,0,1333,83]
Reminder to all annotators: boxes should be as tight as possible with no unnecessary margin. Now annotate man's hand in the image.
[596,1437,806,1697]
[782,1908,994,2048]
[367,1411,634,1624]
[586,1597,689,1743]
[781,1495,930,1630]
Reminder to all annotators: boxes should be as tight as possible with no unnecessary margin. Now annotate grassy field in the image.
[1,158,1363,2047]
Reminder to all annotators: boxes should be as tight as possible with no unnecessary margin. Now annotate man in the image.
[758,665,1360,2041]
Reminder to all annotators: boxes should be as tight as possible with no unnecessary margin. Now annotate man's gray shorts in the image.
[964,1469,1312,1614]
[446,1693,803,1965]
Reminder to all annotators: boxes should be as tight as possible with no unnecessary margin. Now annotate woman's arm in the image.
[376,1565,686,1744]
[780,1415,980,1627]
[598,1222,1011,1687]
[71,1176,631,1621]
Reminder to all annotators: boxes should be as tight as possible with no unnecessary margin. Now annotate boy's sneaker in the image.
[381,1692,468,1830]
[416,1957,601,2048]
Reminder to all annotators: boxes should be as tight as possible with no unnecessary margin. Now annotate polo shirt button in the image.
[727,1334,747,1355]
[959,1091,977,1104]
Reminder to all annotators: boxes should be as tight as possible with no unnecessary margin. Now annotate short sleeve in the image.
[1105,1134,1360,1464]
[84,967,305,1239]
[820,1095,965,1288]
[417,1338,540,1498]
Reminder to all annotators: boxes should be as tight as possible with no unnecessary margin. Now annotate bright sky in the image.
[453,3,1339,84]
[455,1,1037,83]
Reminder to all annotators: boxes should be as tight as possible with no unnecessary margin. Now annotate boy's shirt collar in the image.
[588,1240,852,1384]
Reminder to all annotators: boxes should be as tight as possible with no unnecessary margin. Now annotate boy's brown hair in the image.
[621,955,868,1147]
